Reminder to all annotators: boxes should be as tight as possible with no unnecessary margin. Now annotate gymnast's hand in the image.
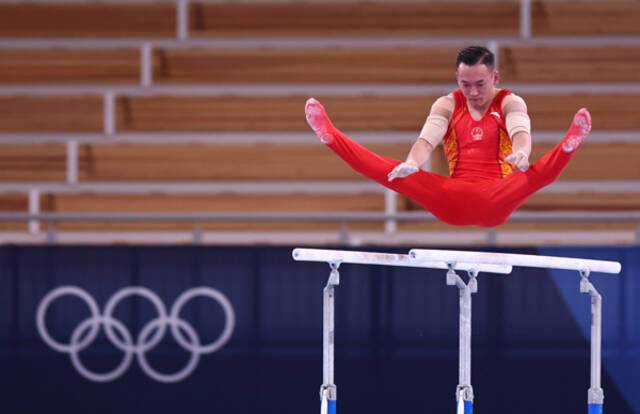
[505,150,530,172]
[387,160,419,181]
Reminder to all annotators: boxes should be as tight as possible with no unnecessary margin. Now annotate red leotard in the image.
[445,89,514,181]
[322,90,577,227]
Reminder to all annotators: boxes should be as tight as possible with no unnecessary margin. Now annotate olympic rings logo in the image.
[36,286,235,383]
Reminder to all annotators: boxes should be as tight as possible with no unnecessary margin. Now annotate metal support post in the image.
[176,0,189,40]
[384,189,397,234]
[446,265,477,414]
[103,91,115,136]
[580,270,604,414]
[140,43,153,87]
[520,0,532,39]
[28,188,40,234]
[66,140,78,184]
[321,262,340,414]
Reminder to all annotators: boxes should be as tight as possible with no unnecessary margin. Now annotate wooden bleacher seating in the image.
[0,193,28,230]
[522,192,640,211]
[1,141,638,182]
[529,142,640,180]
[34,192,391,231]
[499,46,640,83]
[11,1,635,40]
[532,1,640,36]
[404,188,640,213]
[114,94,640,132]
[0,138,637,232]
[3,188,637,232]
[2,45,640,85]
[0,96,102,132]
[3,189,638,232]
[0,142,407,181]
[398,217,640,233]
[152,47,456,84]
[0,2,519,39]
[0,144,67,181]
[187,2,519,38]
[112,95,431,132]
[155,45,640,84]
[0,3,175,38]
[0,0,639,238]
[74,143,408,181]
[0,49,140,84]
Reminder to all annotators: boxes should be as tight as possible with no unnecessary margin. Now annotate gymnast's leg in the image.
[304,98,455,220]
[486,108,592,224]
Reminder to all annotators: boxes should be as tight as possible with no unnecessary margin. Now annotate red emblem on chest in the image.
[471,126,484,141]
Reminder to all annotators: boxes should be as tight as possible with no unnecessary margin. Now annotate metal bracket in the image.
[579,269,591,293]
[320,383,337,400]
[446,263,458,286]
[328,261,341,286]
[456,384,474,401]
[446,264,479,293]
[588,387,604,404]
[467,269,479,293]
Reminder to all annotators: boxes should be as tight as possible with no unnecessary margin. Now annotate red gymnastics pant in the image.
[325,129,577,227]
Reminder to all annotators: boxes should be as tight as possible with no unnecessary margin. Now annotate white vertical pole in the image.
[591,293,602,390]
[447,268,475,414]
[321,264,339,414]
[28,188,40,234]
[384,189,397,234]
[177,0,189,40]
[103,91,115,136]
[520,0,532,39]
[66,140,78,184]
[141,43,153,87]
[581,273,604,411]
[323,284,335,388]
[460,287,472,388]
[487,40,499,70]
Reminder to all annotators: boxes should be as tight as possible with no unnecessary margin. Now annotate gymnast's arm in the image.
[387,95,453,181]
[502,94,532,171]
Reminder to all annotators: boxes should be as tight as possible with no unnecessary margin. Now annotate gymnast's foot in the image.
[562,108,592,152]
[305,98,335,144]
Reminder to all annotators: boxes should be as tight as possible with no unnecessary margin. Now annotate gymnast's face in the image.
[456,63,499,109]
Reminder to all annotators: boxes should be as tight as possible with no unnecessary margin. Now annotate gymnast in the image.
[304,46,591,227]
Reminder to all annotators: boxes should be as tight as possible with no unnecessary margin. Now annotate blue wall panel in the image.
[0,248,13,342]
[541,247,638,411]
[0,245,637,414]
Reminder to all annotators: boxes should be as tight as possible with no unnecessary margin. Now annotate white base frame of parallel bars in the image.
[292,248,621,414]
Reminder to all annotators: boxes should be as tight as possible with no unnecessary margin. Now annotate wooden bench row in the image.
[1,2,639,38]
[1,46,640,84]
[1,191,639,231]
[0,94,638,132]
[0,141,638,181]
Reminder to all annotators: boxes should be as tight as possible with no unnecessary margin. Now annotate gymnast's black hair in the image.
[456,46,495,70]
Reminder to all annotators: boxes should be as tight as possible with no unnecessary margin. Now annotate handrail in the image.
[409,248,621,274]
[2,83,640,96]
[3,36,640,49]
[0,210,638,223]
[0,210,637,246]
[0,131,638,144]
[1,180,639,194]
